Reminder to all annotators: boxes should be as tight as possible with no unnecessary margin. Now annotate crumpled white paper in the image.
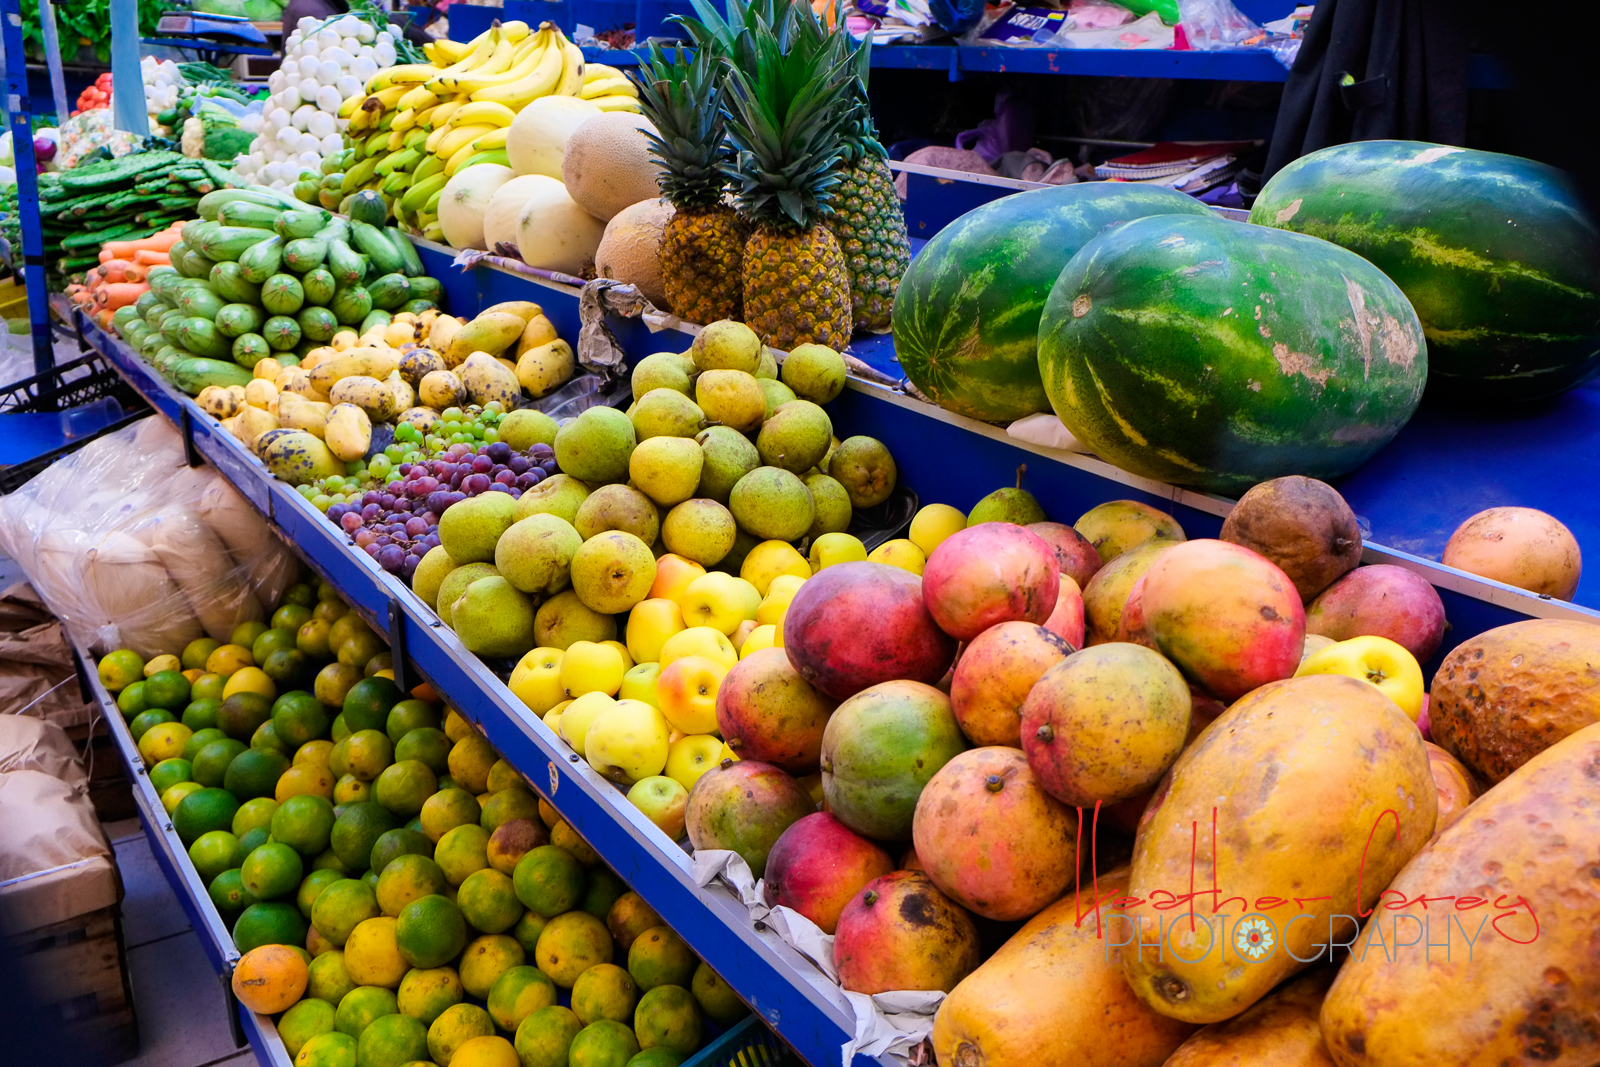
[690,849,946,1066]
[1007,411,1092,454]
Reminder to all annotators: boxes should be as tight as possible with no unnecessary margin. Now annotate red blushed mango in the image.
[833,871,979,995]
[715,647,836,774]
[683,760,813,878]
[1073,500,1185,564]
[1026,521,1102,589]
[1304,564,1446,663]
[1140,539,1304,701]
[1041,573,1085,650]
[762,813,895,934]
[1082,541,1172,646]
[1112,573,1158,649]
[921,523,1059,641]
[784,562,956,701]
[911,747,1077,921]
[950,622,1074,747]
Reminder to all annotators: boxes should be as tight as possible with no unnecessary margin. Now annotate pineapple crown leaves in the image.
[633,43,732,209]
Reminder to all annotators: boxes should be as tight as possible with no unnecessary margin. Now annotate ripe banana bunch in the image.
[578,62,642,114]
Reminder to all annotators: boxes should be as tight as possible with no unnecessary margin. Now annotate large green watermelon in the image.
[1250,141,1600,399]
[1038,214,1427,494]
[892,183,1211,423]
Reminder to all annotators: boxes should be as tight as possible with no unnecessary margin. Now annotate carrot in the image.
[100,228,184,262]
[133,249,171,266]
[96,282,148,312]
[97,259,137,283]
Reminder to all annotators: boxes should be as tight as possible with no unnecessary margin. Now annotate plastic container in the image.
[59,396,124,440]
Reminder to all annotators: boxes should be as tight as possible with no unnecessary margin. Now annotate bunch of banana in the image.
[576,62,642,113]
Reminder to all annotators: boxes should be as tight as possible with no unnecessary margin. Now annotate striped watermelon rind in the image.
[891,183,1212,424]
[1250,140,1600,399]
[1037,214,1428,494]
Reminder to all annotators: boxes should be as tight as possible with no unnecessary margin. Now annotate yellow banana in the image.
[439,30,548,93]
[580,77,637,100]
[499,20,532,42]
[391,107,419,133]
[443,140,483,178]
[470,127,510,152]
[430,27,499,79]
[388,128,406,152]
[586,95,644,113]
[435,123,497,159]
[348,107,373,134]
[554,34,585,97]
[337,92,367,119]
[366,84,409,111]
[398,83,437,112]
[425,123,450,155]
[472,30,564,107]
[427,37,473,65]
[447,101,518,128]
[583,63,627,83]
[365,63,437,93]
[425,97,469,130]
[467,31,517,78]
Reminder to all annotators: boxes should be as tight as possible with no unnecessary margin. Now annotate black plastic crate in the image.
[0,352,152,493]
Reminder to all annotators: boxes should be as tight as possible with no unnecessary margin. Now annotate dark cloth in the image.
[1262,0,1470,179]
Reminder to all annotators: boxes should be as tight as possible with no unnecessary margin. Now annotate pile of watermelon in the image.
[893,141,1600,495]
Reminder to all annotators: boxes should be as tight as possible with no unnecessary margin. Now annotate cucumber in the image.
[215,303,266,339]
[350,221,404,276]
[171,357,255,394]
[215,201,284,230]
[238,236,285,284]
[359,309,393,335]
[367,273,411,311]
[177,286,227,321]
[263,315,303,351]
[276,209,332,240]
[301,267,337,307]
[283,237,328,273]
[209,261,263,305]
[386,226,426,278]
[232,333,271,368]
[326,239,367,286]
[262,274,307,316]
[197,225,277,262]
[297,305,339,342]
[178,317,230,359]
[331,285,373,326]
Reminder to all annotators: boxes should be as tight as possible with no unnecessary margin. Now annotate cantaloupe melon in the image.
[483,175,556,257]
[505,96,604,179]
[562,113,662,222]
[595,198,673,307]
[512,175,608,276]
[438,163,515,251]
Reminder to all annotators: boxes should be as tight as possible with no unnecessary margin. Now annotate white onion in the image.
[373,40,396,67]
[279,86,302,112]
[307,110,337,139]
[340,36,361,55]
[334,14,363,36]
[324,47,353,69]
[297,149,322,169]
[280,58,299,78]
[336,74,364,98]
[320,132,344,155]
[356,22,376,43]
[315,60,340,86]
[295,16,317,32]
[275,127,299,147]
[269,106,292,129]
[299,76,320,99]
[267,70,286,93]
[387,24,402,38]
[316,28,339,50]
[315,85,344,113]
[350,55,377,82]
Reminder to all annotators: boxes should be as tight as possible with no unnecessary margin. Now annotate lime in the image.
[98,649,146,692]
[534,911,612,989]
[274,603,315,633]
[510,911,549,956]
[254,626,297,667]
[362,869,381,891]
[253,718,289,755]
[277,763,337,803]
[447,735,498,794]
[182,698,222,731]
[307,949,359,1005]
[206,643,254,675]
[512,846,585,918]
[224,747,292,800]
[344,916,408,988]
[345,730,395,782]
[297,739,336,769]
[238,826,270,854]
[374,760,438,819]
[582,868,627,922]
[295,1029,358,1067]
[312,879,381,947]
[184,724,230,763]
[173,787,241,845]
[335,774,372,804]
[209,868,254,918]
[189,830,244,883]
[633,985,701,1055]
[512,1005,582,1067]
[233,796,281,837]
[180,638,220,672]
[420,789,481,843]
[443,710,472,743]
[242,841,305,900]
[570,963,636,1027]
[355,1010,427,1067]
[550,821,601,866]
[627,927,697,992]
[426,1003,494,1067]
[233,901,308,953]
[344,677,404,734]
[279,995,336,1058]
[299,618,335,659]
[385,701,440,744]
[625,1048,687,1067]
[192,673,228,701]
[316,662,365,710]
[375,854,449,917]
[274,690,331,748]
[311,848,350,874]
[116,681,149,717]
[144,669,192,711]
[331,802,399,873]
[233,620,270,649]
[690,962,747,1024]
[335,985,399,1037]
[265,648,312,688]
[486,760,523,794]
[460,933,526,999]
[219,691,274,740]
[457,869,523,935]
[298,867,346,919]
[129,708,175,743]
[274,794,338,856]
[479,788,540,835]
[486,965,557,1032]
[396,965,463,1025]
[369,828,433,878]
[568,1019,639,1067]
[395,894,468,969]
[487,819,549,876]
[139,721,192,764]
[340,631,386,670]
[161,780,204,815]
[149,757,193,796]
[226,666,278,701]
[434,824,490,887]
[192,737,247,787]
[285,582,319,607]
[392,728,451,778]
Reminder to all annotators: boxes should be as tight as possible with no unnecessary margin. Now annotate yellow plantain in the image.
[554,34,585,97]
[447,101,518,128]
[472,30,564,107]
[579,76,638,100]
[585,94,644,113]
[434,123,498,159]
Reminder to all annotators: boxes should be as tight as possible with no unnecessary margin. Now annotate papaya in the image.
[1163,967,1336,1066]
[1319,721,1600,1067]
[931,866,1198,1067]
[1428,619,1600,784]
[1121,674,1435,1025]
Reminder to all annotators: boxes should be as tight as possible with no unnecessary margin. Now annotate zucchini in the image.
[215,303,266,339]
[160,315,189,349]
[276,209,332,240]
[166,241,196,278]
[238,236,285,284]
[121,320,150,348]
[326,239,367,286]
[171,357,254,395]
[197,187,299,220]
[350,221,403,275]
[178,317,230,359]
[348,191,389,227]
[367,273,411,311]
[263,315,303,351]
[262,274,307,316]
[330,284,373,326]
[134,290,163,317]
[197,225,276,262]
[283,237,328,273]
[386,226,426,278]
[210,262,263,305]
[139,331,168,360]
[181,246,218,279]
[215,200,284,230]
[177,286,227,321]
[232,333,271,368]
[297,305,339,342]
[400,299,439,316]
[407,276,442,304]
[301,267,337,307]
[359,309,393,335]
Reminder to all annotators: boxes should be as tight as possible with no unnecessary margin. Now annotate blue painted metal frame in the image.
[1,0,60,381]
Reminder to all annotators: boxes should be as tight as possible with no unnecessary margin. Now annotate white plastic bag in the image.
[1178,0,1261,49]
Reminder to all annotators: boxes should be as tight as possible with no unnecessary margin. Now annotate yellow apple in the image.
[558,691,616,753]
[909,503,966,556]
[655,655,728,735]
[619,662,661,707]
[627,775,688,839]
[601,639,635,670]
[625,598,684,665]
[509,647,565,714]
[1300,633,1336,665]
[679,572,761,635]
[584,698,671,784]
[729,619,757,653]
[739,540,811,596]
[1295,635,1425,719]
[648,552,706,606]
[542,704,566,736]
[740,624,778,659]
[866,538,927,576]
[559,640,627,698]
[664,734,724,792]
[659,626,738,671]
[808,532,868,573]
[718,741,739,763]
[756,574,806,626]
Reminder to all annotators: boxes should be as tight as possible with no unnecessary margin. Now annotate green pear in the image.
[756,378,797,421]
[554,406,636,484]
[781,344,847,404]
[968,486,1047,526]
[695,370,765,434]
[695,426,760,504]
[629,437,704,508]
[757,400,832,474]
[829,436,897,509]
[435,562,499,621]
[451,576,537,658]
[803,473,852,538]
[533,590,617,649]
[661,498,737,567]
[755,346,779,380]
[631,351,694,397]
[631,388,706,440]
[411,545,457,610]
[494,514,582,596]
[691,320,761,373]
[438,492,519,563]
[515,473,591,525]
[728,467,815,542]
[569,531,657,614]
[498,409,559,451]
[574,484,660,543]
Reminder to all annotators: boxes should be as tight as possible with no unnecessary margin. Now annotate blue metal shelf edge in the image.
[77,311,877,1067]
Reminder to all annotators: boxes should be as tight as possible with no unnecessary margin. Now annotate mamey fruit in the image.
[1122,675,1435,1024]
[783,562,956,700]
[714,648,836,774]
[1442,506,1582,600]
[1220,476,1363,601]
[1428,619,1600,783]
[1319,723,1600,1066]
[762,813,895,934]
[1038,214,1427,493]
[949,622,1075,747]
[921,523,1059,640]
[931,866,1199,1067]
[683,760,813,877]
[894,183,1210,422]
[833,871,980,995]
[1304,564,1447,663]
[911,748,1077,920]
[1251,140,1600,399]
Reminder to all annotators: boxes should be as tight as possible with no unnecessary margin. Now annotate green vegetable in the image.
[297,306,339,343]
[386,227,426,278]
[283,237,328,273]
[172,357,255,395]
[330,285,373,326]
[349,221,402,276]
[263,315,303,351]
[232,333,271,368]
[367,274,411,311]
[262,274,307,316]
[326,239,367,286]
[301,268,337,307]
[209,262,263,305]
[215,304,266,339]
[238,236,285,284]
[178,317,230,358]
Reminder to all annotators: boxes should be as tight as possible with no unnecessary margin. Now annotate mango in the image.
[833,870,979,995]
[1423,741,1480,838]
[932,866,1198,1067]
[1074,500,1185,564]
[458,353,521,408]
[1122,674,1435,1024]
[233,406,281,450]
[1163,967,1336,1066]
[480,300,545,324]
[921,523,1059,641]
[949,622,1074,747]
[447,312,527,364]
[911,747,1076,921]
[427,315,465,364]
[1320,722,1600,1067]
[419,369,466,410]
[713,647,836,774]
[761,813,893,935]
[259,429,343,486]
[397,347,448,386]
[325,403,373,463]
[328,374,399,422]
[516,340,576,399]
[682,759,813,877]
[1081,540,1171,646]
[397,406,440,436]
[1428,618,1600,784]
[277,392,333,437]
[387,370,415,413]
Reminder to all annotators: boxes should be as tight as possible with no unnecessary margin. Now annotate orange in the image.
[294,1029,357,1067]
[566,1019,638,1067]
[447,735,498,794]
[305,924,336,957]
[550,821,601,866]
[311,879,380,947]
[426,1003,494,1067]
[355,1012,427,1067]
[306,949,358,1005]
[139,721,193,765]
[479,788,540,835]
[420,789,481,843]
[691,961,748,1025]
[374,759,438,819]
[486,965,557,1032]
[333,984,397,1037]
[534,912,612,989]
[512,1006,582,1067]
[442,709,472,743]
[395,894,468,969]
[433,824,490,886]
[344,729,395,783]
[376,853,449,917]
[335,774,371,804]
[456,869,523,935]
[511,846,584,919]
[98,649,145,692]
[241,841,304,900]
[224,666,277,701]
[297,868,346,921]
[296,739,336,769]
[232,796,280,837]
[206,643,254,676]
[395,727,452,776]
[273,794,337,857]
[232,943,309,1013]
[386,699,440,743]
[569,963,636,1027]
[458,934,525,999]
[634,983,702,1055]
[510,911,549,956]
[486,819,548,876]
[627,926,697,991]
[450,1035,519,1067]
[188,830,243,884]
[315,662,365,709]
[396,965,463,1025]
[343,916,408,988]
[278,995,336,1058]
[277,763,337,802]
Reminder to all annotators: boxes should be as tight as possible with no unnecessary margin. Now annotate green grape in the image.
[483,401,504,415]
[404,450,423,464]
[395,423,418,443]
[482,427,498,443]
[324,476,345,492]
[312,495,333,511]
[369,456,393,480]
[296,484,318,499]
[442,407,463,422]
[448,432,466,444]
[344,460,365,476]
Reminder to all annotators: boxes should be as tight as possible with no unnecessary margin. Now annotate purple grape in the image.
[402,555,421,579]
[494,470,516,486]
[378,545,406,571]
[507,455,531,475]
[486,442,513,464]
[488,483,513,494]
[414,476,439,494]
[540,459,560,475]
[420,511,439,526]
[394,499,414,513]
[363,491,381,505]
[531,443,554,457]
[361,503,381,520]
[398,463,414,476]
[461,473,490,495]
[405,517,429,537]
[379,494,397,509]
[445,491,466,507]
[363,543,382,560]
[386,481,404,494]
[527,468,546,485]
[422,534,441,550]
[470,455,493,474]
[515,472,538,489]
[339,512,362,532]
[508,488,522,499]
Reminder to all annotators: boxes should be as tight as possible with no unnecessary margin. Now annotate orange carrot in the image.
[133,249,171,266]
[96,282,148,312]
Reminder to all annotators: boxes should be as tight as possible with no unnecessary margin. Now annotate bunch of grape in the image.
[327,441,559,578]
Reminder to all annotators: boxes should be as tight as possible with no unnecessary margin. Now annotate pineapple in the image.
[634,43,748,324]
[829,47,911,334]
[717,3,858,351]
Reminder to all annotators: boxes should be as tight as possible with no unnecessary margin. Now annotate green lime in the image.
[690,962,747,1025]
[374,760,438,819]
[396,965,462,1025]
[394,728,451,776]
[335,984,399,1038]
[457,868,523,935]
[218,691,274,741]
[361,869,380,890]
[273,602,315,632]
[369,828,433,879]
[252,718,289,755]
[385,700,440,744]
[224,746,291,800]
[254,626,299,664]
[192,673,228,701]
[273,793,338,856]
[307,949,359,1005]
[375,854,448,917]
[149,757,193,796]
[182,698,222,731]
[274,691,331,748]
[279,994,336,1058]
[627,927,697,992]
[513,1005,582,1067]
[192,738,248,786]
[242,841,305,900]
[344,730,395,782]
[426,1003,494,1067]
[182,639,221,672]
[330,801,399,872]
[233,620,270,649]
[633,984,701,1055]
[129,708,175,743]
[98,649,145,692]
[356,1007,428,1067]
[232,796,280,837]
[144,669,192,711]
[510,911,549,956]
[295,1030,358,1067]
[489,964,558,1032]
[312,878,381,947]
[312,848,351,874]
[626,1049,687,1067]
[238,826,270,854]
[434,824,491,887]
[264,647,311,688]
[183,726,228,762]
[395,894,467,969]
[173,787,240,846]
[116,681,148,717]
[512,845,585,918]
[208,867,254,918]
[298,866,346,919]
[189,830,244,883]
[233,900,307,953]
[568,1019,639,1067]
[419,788,481,846]
[582,868,627,922]
[299,618,335,659]
[285,582,319,608]
[343,677,404,734]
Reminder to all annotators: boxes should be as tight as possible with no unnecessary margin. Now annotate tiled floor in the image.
[103,818,263,1067]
